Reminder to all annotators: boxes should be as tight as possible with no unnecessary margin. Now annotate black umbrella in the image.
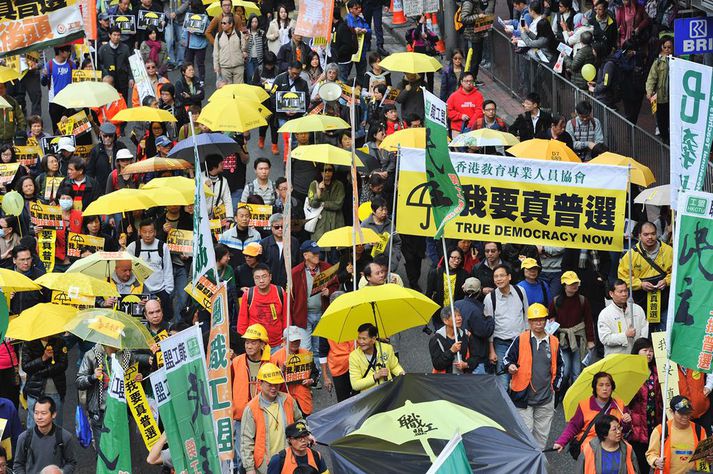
[168,132,241,162]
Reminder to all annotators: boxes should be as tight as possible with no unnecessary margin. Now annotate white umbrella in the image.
[634,184,670,206]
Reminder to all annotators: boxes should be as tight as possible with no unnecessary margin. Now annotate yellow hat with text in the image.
[527,303,549,320]
[257,363,285,384]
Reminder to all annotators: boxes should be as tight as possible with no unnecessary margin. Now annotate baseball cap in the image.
[56,136,75,153]
[257,363,285,384]
[283,326,305,342]
[462,277,481,294]
[243,242,263,257]
[155,135,172,148]
[285,421,310,438]
[99,122,117,135]
[561,271,581,285]
[520,257,540,270]
[115,149,134,161]
[300,240,321,254]
[99,12,110,20]
[670,395,693,414]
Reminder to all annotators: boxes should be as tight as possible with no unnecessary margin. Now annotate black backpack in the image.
[133,239,165,269]
[23,426,65,466]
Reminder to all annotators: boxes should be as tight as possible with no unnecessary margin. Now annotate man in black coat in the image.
[59,156,102,212]
[259,213,301,287]
[10,245,48,316]
[86,122,128,195]
[276,34,311,73]
[508,92,552,141]
[21,336,68,428]
[97,26,133,101]
[272,61,310,125]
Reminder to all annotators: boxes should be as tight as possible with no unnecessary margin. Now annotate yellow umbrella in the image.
[65,308,153,350]
[198,99,267,132]
[0,268,42,292]
[142,176,214,197]
[51,81,120,108]
[0,66,20,83]
[111,106,178,123]
[317,226,381,248]
[122,157,193,175]
[507,138,581,162]
[83,188,157,216]
[277,115,350,134]
[209,83,270,103]
[206,0,260,16]
[589,152,656,187]
[291,144,364,167]
[379,52,442,73]
[6,304,78,341]
[448,129,520,148]
[66,251,154,283]
[35,273,119,297]
[379,128,425,151]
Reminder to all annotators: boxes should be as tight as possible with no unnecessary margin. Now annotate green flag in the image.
[423,88,465,239]
[669,191,713,373]
[150,367,190,474]
[426,433,471,474]
[0,293,7,342]
[97,356,131,474]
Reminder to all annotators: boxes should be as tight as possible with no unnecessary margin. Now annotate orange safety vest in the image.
[510,330,559,393]
[231,354,265,421]
[655,420,706,474]
[281,447,319,474]
[328,340,355,377]
[271,347,313,415]
[577,397,626,445]
[678,368,710,419]
[581,439,636,474]
[247,394,296,469]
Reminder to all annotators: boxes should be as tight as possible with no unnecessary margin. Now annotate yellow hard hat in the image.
[527,303,549,320]
[242,324,269,343]
[257,363,285,384]
[561,271,581,285]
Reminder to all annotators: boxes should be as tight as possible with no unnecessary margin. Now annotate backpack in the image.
[23,426,65,466]
[246,285,285,310]
[490,285,526,319]
[552,294,585,320]
[133,239,165,269]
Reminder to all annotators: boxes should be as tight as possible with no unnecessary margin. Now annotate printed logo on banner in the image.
[110,14,136,34]
[137,10,165,31]
[276,91,306,113]
[675,17,713,55]
[182,13,208,33]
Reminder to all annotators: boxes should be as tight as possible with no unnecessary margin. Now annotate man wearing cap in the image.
[238,263,287,348]
[106,148,138,193]
[267,422,327,474]
[232,323,271,467]
[236,242,264,291]
[271,326,318,415]
[241,363,304,474]
[429,306,477,374]
[455,277,492,375]
[154,135,172,157]
[647,395,713,474]
[260,214,301,288]
[87,122,128,194]
[517,258,551,307]
[0,82,25,146]
[503,303,564,449]
[291,240,338,355]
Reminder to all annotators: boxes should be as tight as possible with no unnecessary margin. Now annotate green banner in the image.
[150,367,190,474]
[423,88,465,239]
[161,325,222,474]
[97,356,132,474]
[669,191,713,373]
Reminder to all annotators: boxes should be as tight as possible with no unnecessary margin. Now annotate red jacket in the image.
[446,86,484,132]
[628,367,662,444]
[290,262,338,329]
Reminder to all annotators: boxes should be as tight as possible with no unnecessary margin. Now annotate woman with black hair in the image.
[266,5,296,54]
[0,145,28,195]
[427,247,469,330]
[139,26,170,75]
[34,154,63,204]
[244,14,267,83]
[137,121,168,161]
[82,215,120,252]
[252,51,280,154]
[577,414,638,473]
[174,63,205,108]
[628,338,661,474]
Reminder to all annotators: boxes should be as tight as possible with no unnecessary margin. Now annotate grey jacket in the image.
[13,425,79,474]
[576,437,639,474]
[76,346,138,417]
[361,214,401,272]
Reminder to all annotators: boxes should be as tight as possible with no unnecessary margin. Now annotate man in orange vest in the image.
[231,324,271,468]
[266,422,328,473]
[240,363,304,474]
[503,302,564,448]
[646,395,713,474]
[270,326,317,416]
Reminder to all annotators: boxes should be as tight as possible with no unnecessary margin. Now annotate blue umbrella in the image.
[168,132,241,162]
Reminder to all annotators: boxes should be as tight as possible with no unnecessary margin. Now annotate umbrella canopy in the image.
[142,175,214,197]
[168,133,241,162]
[310,374,546,474]
[379,52,443,73]
[122,157,193,175]
[507,138,581,162]
[563,354,649,420]
[209,83,270,103]
[317,226,381,248]
[65,308,153,350]
[35,272,119,298]
[589,152,656,187]
[6,303,78,341]
[197,99,267,132]
[83,188,157,216]
[0,96,12,109]
[66,251,154,283]
[0,268,42,292]
[206,0,260,16]
[312,284,439,342]
[379,128,426,151]
[51,82,120,108]
[111,106,178,123]
[0,66,20,83]
[448,129,520,148]
[291,144,365,167]
[634,184,670,206]
[277,115,350,134]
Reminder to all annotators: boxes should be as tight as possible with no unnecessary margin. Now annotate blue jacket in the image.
[0,397,23,459]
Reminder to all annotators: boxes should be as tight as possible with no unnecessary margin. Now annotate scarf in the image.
[145,39,162,64]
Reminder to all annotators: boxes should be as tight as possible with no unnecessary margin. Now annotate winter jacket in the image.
[519,15,558,63]
[258,234,301,288]
[426,266,468,308]
[455,295,493,366]
[174,76,205,108]
[395,78,426,120]
[276,40,311,72]
[614,2,650,47]
[628,367,662,444]
[10,267,47,315]
[266,18,296,54]
[21,337,68,399]
[446,86,484,133]
[97,42,132,93]
[588,11,618,52]
[307,179,345,242]
[645,55,669,104]
[290,262,338,328]
[86,141,128,195]
[568,44,595,90]
[429,326,477,373]
[214,29,245,70]
[461,0,494,42]
[509,110,553,141]
[439,64,463,102]
[593,57,620,107]
[205,12,245,44]
[360,214,401,272]
[330,19,358,64]
[577,438,638,474]
[76,346,138,417]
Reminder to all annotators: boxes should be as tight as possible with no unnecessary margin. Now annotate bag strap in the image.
[362,351,379,379]
[579,399,612,443]
[632,243,666,276]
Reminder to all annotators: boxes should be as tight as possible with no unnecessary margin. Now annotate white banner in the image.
[128,50,153,106]
[669,57,713,209]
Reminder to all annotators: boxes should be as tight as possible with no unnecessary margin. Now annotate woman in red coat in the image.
[628,338,662,474]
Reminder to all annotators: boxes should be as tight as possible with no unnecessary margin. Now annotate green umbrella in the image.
[64,308,153,350]
[349,399,505,461]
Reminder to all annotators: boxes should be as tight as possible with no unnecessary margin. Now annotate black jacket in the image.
[429,327,478,373]
[508,110,553,141]
[86,141,128,195]
[455,294,492,367]
[276,40,311,73]
[10,266,48,315]
[97,42,132,91]
[22,337,68,399]
[259,234,301,288]
[174,76,205,108]
[272,71,310,121]
[395,77,426,120]
[331,19,358,63]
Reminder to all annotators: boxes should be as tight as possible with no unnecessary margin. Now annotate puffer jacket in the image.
[628,367,662,444]
[461,0,495,42]
[21,337,68,399]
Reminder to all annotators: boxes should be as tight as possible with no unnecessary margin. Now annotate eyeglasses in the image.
[272,225,283,229]
[221,21,230,24]
[484,107,496,112]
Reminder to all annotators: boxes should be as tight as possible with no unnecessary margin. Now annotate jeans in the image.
[164,21,185,66]
[362,2,384,48]
[245,58,260,84]
[493,338,513,389]
[540,270,563,300]
[338,62,352,82]
[172,264,189,323]
[304,311,322,354]
[472,364,487,375]
[27,393,63,429]
[232,420,242,469]
[561,347,582,386]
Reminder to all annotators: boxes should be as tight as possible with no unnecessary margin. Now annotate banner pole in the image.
[350,78,359,292]
[284,132,293,329]
[387,145,400,283]
[627,165,635,328]
[441,238,461,365]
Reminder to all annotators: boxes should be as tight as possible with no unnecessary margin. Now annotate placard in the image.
[13,145,41,167]
[44,177,64,201]
[29,201,64,229]
[240,203,272,228]
[72,69,102,82]
[184,275,219,311]
[40,135,75,155]
[110,14,137,34]
[275,91,306,114]
[74,144,95,159]
[66,110,92,136]
[154,330,169,367]
[182,13,208,34]
[129,51,154,107]
[167,229,193,253]
[284,352,313,383]
[137,9,165,31]
[0,163,19,185]
[474,14,495,34]
[124,363,161,450]
[310,263,339,296]
[67,232,105,257]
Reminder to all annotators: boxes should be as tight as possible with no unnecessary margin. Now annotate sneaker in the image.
[258,136,265,149]
[377,47,390,57]
[271,144,279,155]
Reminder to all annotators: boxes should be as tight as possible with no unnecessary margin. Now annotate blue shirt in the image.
[517,279,551,307]
[600,449,621,474]
[44,59,74,100]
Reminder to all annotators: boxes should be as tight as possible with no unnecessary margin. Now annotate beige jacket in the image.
[213,28,245,71]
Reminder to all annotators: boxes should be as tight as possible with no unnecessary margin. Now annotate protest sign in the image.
[29,202,64,229]
[129,51,153,106]
[124,363,161,450]
[74,144,94,159]
[149,368,190,473]
[51,290,95,309]
[276,91,306,113]
[651,331,679,407]
[66,110,92,136]
[207,284,233,461]
[0,163,19,185]
[185,275,219,311]
[67,232,105,257]
[43,176,63,201]
[137,9,165,31]
[72,69,102,82]
[241,203,272,228]
[167,229,193,253]
[310,263,339,296]
[284,352,313,383]
[13,145,40,167]
[37,229,56,272]
[0,4,84,57]
[183,13,208,33]
[97,357,131,473]
[110,14,136,34]
[40,135,74,155]
[154,330,168,367]
[396,148,628,250]
[294,0,333,40]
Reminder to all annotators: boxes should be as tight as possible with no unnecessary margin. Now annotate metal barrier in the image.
[484,28,672,184]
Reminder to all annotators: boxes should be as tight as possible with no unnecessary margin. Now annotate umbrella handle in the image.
[419,438,437,463]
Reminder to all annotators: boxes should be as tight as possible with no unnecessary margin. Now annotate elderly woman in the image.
[306,163,345,242]
[310,62,341,105]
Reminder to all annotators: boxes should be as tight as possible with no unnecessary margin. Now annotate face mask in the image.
[59,199,73,211]
[0,229,6,238]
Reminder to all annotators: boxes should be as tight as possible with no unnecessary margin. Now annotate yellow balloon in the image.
[358,201,372,223]
[581,63,597,82]
[2,191,23,216]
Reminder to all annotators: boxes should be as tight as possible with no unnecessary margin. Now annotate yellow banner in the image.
[167,229,193,253]
[647,290,661,323]
[370,232,390,258]
[29,201,64,229]
[0,163,19,185]
[154,330,168,367]
[13,145,41,167]
[37,229,56,272]
[241,202,272,228]
[67,232,105,258]
[72,70,102,82]
[396,149,628,251]
[124,363,161,450]
[284,352,313,383]
[44,177,64,201]
[51,290,95,309]
[184,275,219,311]
[66,110,92,136]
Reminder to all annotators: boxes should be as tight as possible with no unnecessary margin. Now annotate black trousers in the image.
[333,372,354,402]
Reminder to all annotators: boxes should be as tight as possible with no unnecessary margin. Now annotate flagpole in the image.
[627,165,635,328]
[441,238,462,365]
[350,78,359,292]
[387,144,400,282]
[284,132,293,329]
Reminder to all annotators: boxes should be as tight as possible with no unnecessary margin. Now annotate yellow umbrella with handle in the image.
[0,268,42,292]
[112,106,178,123]
[35,273,120,298]
[209,83,270,103]
[197,99,267,132]
[291,144,365,167]
[7,303,78,341]
[205,0,260,16]
[317,226,381,248]
[83,188,157,216]
[51,81,120,108]
[379,128,426,151]
[506,138,581,162]
[277,115,350,134]
[379,52,443,73]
